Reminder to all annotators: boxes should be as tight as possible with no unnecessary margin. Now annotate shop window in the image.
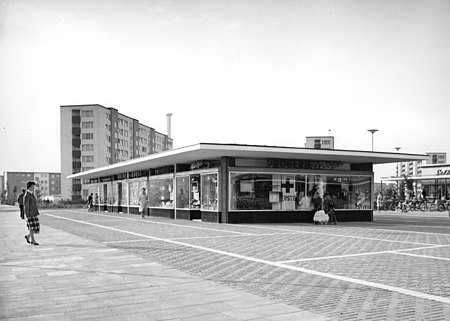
[190,175,200,209]
[230,172,372,211]
[128,178,148,206]
[149,178,173,208]
[176,176,190,209]
[201,173,218,211]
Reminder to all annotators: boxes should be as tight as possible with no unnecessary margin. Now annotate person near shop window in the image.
[139,188,149,218]
[376,192,383,212]
[324,193,337,225]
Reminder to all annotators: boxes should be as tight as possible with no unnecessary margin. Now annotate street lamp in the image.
[395,147,401,177]
[395,147,401,199]
[367,129,378,151]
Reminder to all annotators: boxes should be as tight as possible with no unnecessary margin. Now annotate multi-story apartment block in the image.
[2,171,61,204]
[61,104,173,201]
[397,152,447,177]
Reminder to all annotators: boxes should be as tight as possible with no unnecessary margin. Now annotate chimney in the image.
[166,113,172,138]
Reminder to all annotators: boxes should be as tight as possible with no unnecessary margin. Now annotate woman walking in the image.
[139,187,149,219]
[24,181,40,245]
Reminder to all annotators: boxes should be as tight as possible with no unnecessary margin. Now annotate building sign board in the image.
[421,165,450,177]
[128,170,149,179]
[267,159,344,170]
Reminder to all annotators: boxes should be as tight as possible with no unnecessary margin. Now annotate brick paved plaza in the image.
[1,205,450,320]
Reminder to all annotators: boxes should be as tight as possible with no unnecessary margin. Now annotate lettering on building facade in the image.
[437,169,450,176]
[267,159,343,170]
[129,170,149,179]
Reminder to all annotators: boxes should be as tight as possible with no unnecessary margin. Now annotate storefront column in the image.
[126,180,130,214]
[173,164,177,219]
[219,156,235,223]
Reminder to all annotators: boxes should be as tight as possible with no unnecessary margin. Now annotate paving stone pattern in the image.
[0,206,329,321]
[15,208,450,320]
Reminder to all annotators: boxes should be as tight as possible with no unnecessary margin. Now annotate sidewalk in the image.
[0,206,330,321]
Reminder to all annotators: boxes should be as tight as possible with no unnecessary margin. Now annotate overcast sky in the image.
[1,0,449,182]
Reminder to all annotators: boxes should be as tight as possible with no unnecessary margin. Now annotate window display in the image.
[112,182,118,205]
[129,178,148,206]
[230,172,372,211]
[190,175,200,209]
[148,178,174,208]
[201,173,218,211]
[176,176,190,209]
[106,182,113,205]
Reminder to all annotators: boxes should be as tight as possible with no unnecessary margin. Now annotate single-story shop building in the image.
[68,143,427,223]
[383,163,450,202]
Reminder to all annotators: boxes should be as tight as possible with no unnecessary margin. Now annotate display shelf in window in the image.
[201,173,218,211]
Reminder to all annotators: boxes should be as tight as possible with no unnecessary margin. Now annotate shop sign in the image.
[128,170,149,179]
[152,166,174,175]
[100,176,112,182]
[190,160,210,170]
[267,159,343,170]
[114,173,128,180]
[89,178,99,184]
[437,169,450,176]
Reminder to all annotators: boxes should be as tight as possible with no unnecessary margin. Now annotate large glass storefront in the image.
[420,178,450,201]
[175,172,219,211]
[128,177,148,207]
[149,176,174,209]
[230,172,372,211]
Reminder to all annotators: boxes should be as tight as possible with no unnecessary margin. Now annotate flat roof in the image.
[382,175,450,181]
[68,143,428,180]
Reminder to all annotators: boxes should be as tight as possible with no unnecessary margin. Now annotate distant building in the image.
[305,136,334,150]
[3,171,61,204]
[0,175,4,203]
[397,152,446,177]
[61,104,173,201]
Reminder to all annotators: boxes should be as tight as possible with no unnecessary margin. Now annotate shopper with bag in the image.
[23,181,40,245]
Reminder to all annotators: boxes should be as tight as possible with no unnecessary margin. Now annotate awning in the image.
[382,175,450,182]
[68,142,428,180]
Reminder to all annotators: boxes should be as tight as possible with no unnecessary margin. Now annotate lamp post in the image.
[395,147,401,200]
[367,129,378,151]
[395,147,401,176]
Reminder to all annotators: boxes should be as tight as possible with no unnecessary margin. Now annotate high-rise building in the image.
[397,152,447,177]
[2,171,61,204]
[61,104,173,201]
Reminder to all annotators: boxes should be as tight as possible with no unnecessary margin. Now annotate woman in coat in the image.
[139,187,149,218]
[24,181,40,245]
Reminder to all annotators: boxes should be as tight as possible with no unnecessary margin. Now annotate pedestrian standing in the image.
[94,193,99,211]
[139,188,149,219]
[24,181,40,245]
[377,192,383,212]
[18,189,26,220]
[87,193,94,212]
[324,192,338,225]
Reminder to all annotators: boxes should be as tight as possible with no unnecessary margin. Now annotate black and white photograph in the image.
[1,1,450,320]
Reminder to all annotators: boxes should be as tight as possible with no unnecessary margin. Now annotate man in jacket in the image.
[24,181,40,245]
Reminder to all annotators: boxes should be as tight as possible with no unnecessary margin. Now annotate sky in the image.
[1,0,449,182]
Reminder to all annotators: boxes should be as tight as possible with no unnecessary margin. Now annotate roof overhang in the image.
[382,175,450,181]
[68,143,428,180]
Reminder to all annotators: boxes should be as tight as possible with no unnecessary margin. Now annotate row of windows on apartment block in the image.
[80,132,163,145]
[80,144,161,157]
[78,110,154,137]
[8,173,60,179]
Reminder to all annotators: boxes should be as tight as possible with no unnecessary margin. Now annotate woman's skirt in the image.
[26,216,40,233]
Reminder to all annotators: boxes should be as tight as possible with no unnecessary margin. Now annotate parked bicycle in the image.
[418,199,447,212]
[381,198,399,211]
